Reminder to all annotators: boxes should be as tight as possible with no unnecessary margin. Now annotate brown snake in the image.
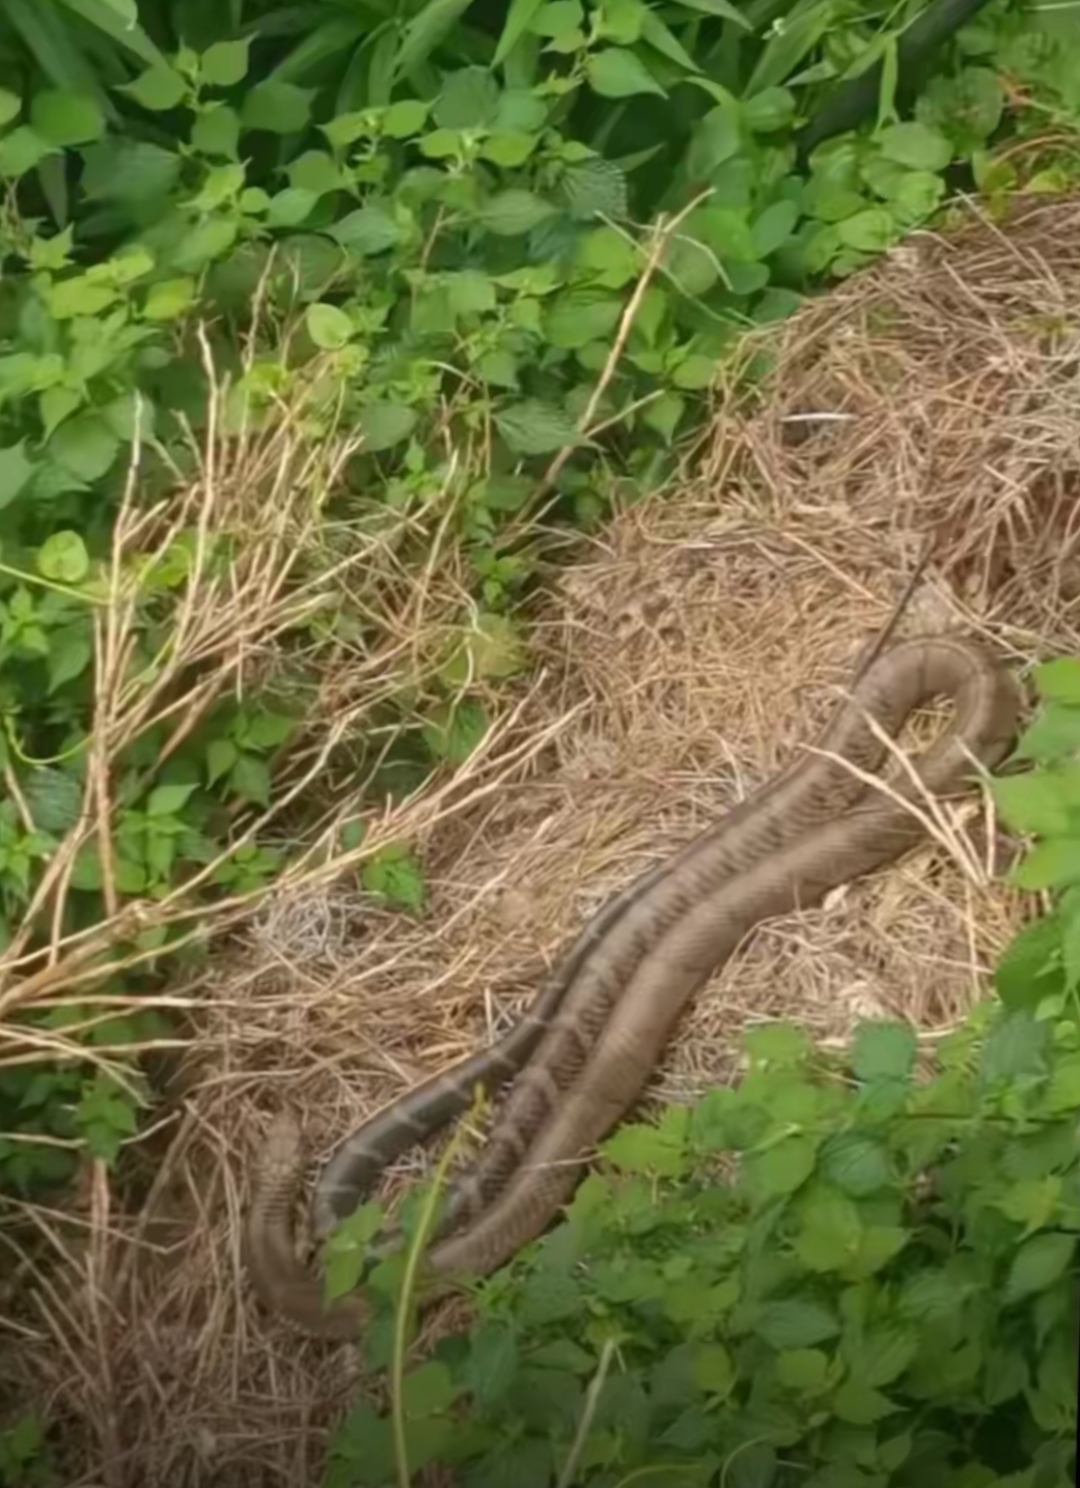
[247,636,1021,1337]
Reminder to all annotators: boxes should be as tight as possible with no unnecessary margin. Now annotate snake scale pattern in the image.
[247,635,1021,1337]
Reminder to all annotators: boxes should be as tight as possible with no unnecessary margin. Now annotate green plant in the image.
[314,664,1080,1488]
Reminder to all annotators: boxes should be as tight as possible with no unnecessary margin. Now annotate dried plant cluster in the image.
[7,195,1080,1486]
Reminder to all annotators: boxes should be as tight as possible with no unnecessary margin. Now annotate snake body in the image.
[247,636,1021,1337]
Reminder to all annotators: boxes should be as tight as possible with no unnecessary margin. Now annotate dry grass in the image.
[6,191,1080,1485]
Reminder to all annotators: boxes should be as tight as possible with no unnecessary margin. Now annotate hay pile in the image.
[7,192,1080,1487]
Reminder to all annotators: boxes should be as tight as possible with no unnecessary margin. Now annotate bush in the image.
[317,659,1080,1488]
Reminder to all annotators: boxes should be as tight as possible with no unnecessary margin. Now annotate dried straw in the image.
[7,191,1080,1486]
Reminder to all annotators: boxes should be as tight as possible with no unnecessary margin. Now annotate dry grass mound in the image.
[7,192,1080,1487]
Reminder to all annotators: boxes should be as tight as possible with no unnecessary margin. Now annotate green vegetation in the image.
[322,662,1080,1488]
[1,0,1080,1482]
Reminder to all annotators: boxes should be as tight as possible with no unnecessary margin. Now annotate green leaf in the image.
[846,1324,917,1387]
[146,783,197,817]
[123,65,187,111]
[744,87,795,132]
[1034,657,1080,704]
[751,199,799,257]
[49,415,118,481]
[143,277,196,322]
[745,1022,811,1068]
[819,1133,889,1197]
[1004,1232,1075,1302]
[191,105,240,158]
[325,1246,365,1302]
[242,82,313,135]
[1012,838,1080,891]
[992,770,1073,836]
[48,627,92,691]
[201,39,250,87]
[477,189,556,236]
[266,186,316,226]
[330,205,402,255]
[402,1362,455,1418]
[306,303,354,350]
[851,1021,917,1084]
[832,1379,898,1424]
[742,1133,817,1199]
[30,90,104,146]
[877,122,953,172]
[692,1342,734,1397]
[837,209,895,253]
[672,0,751,26]
[1015,702,1080,763]
[775,1348,831,1393]
[0,442,34,508]
[382,99,429,138]
[363,847,426,911]
[496,400,582,455]
[37,530,89,583]
[0,90,20,129]
[995,916,1062,1009]
[206,738,237,785]
[171,219,238,273]
[755,1300,840,1349]
[603,1120,685,1176]
[230,754,271,807]
[422,700,489,766]
[433,66,500,130]
[586,47,665,98]
[794,1186,862,1272]
[0,127,55,179]
[358,403,418,453]
[545,290,623,349]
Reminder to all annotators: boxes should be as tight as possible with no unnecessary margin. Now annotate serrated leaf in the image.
[755,1299,840,1349]
[477,189,556,236]
[851,1021,917,1084]
[146,783,197,817]
[1004,1232,1075,1302]
[742,1132,817,1199]
[305,303,354,350]
[586,46,666,98]
[206,738,237,785]
[545,289,623,349]
[819,1133,889,1197]
[124,66,186,111]
[995,915,1063,1009]
[877,122,952,171]
[691,1342,734,1397]
[0,128,55,180]
[402,1361,455,1418]
[47,628,92,693]
[358,403,418,453]
[775,1348,831,1392]
[242,82,313,135]
[0,90,19,129]
[230,753,271,807]
[331,204,402,255]
[832,1379,898,1424]
[422,700,489,766]
[993,768,1074,835]
[496,399,582,455]
[201,39,250,87]
[362,848,426,911]
[603,1120,685,1176]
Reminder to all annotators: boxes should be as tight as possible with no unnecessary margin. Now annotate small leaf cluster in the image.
[326,1001,1079,1488]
